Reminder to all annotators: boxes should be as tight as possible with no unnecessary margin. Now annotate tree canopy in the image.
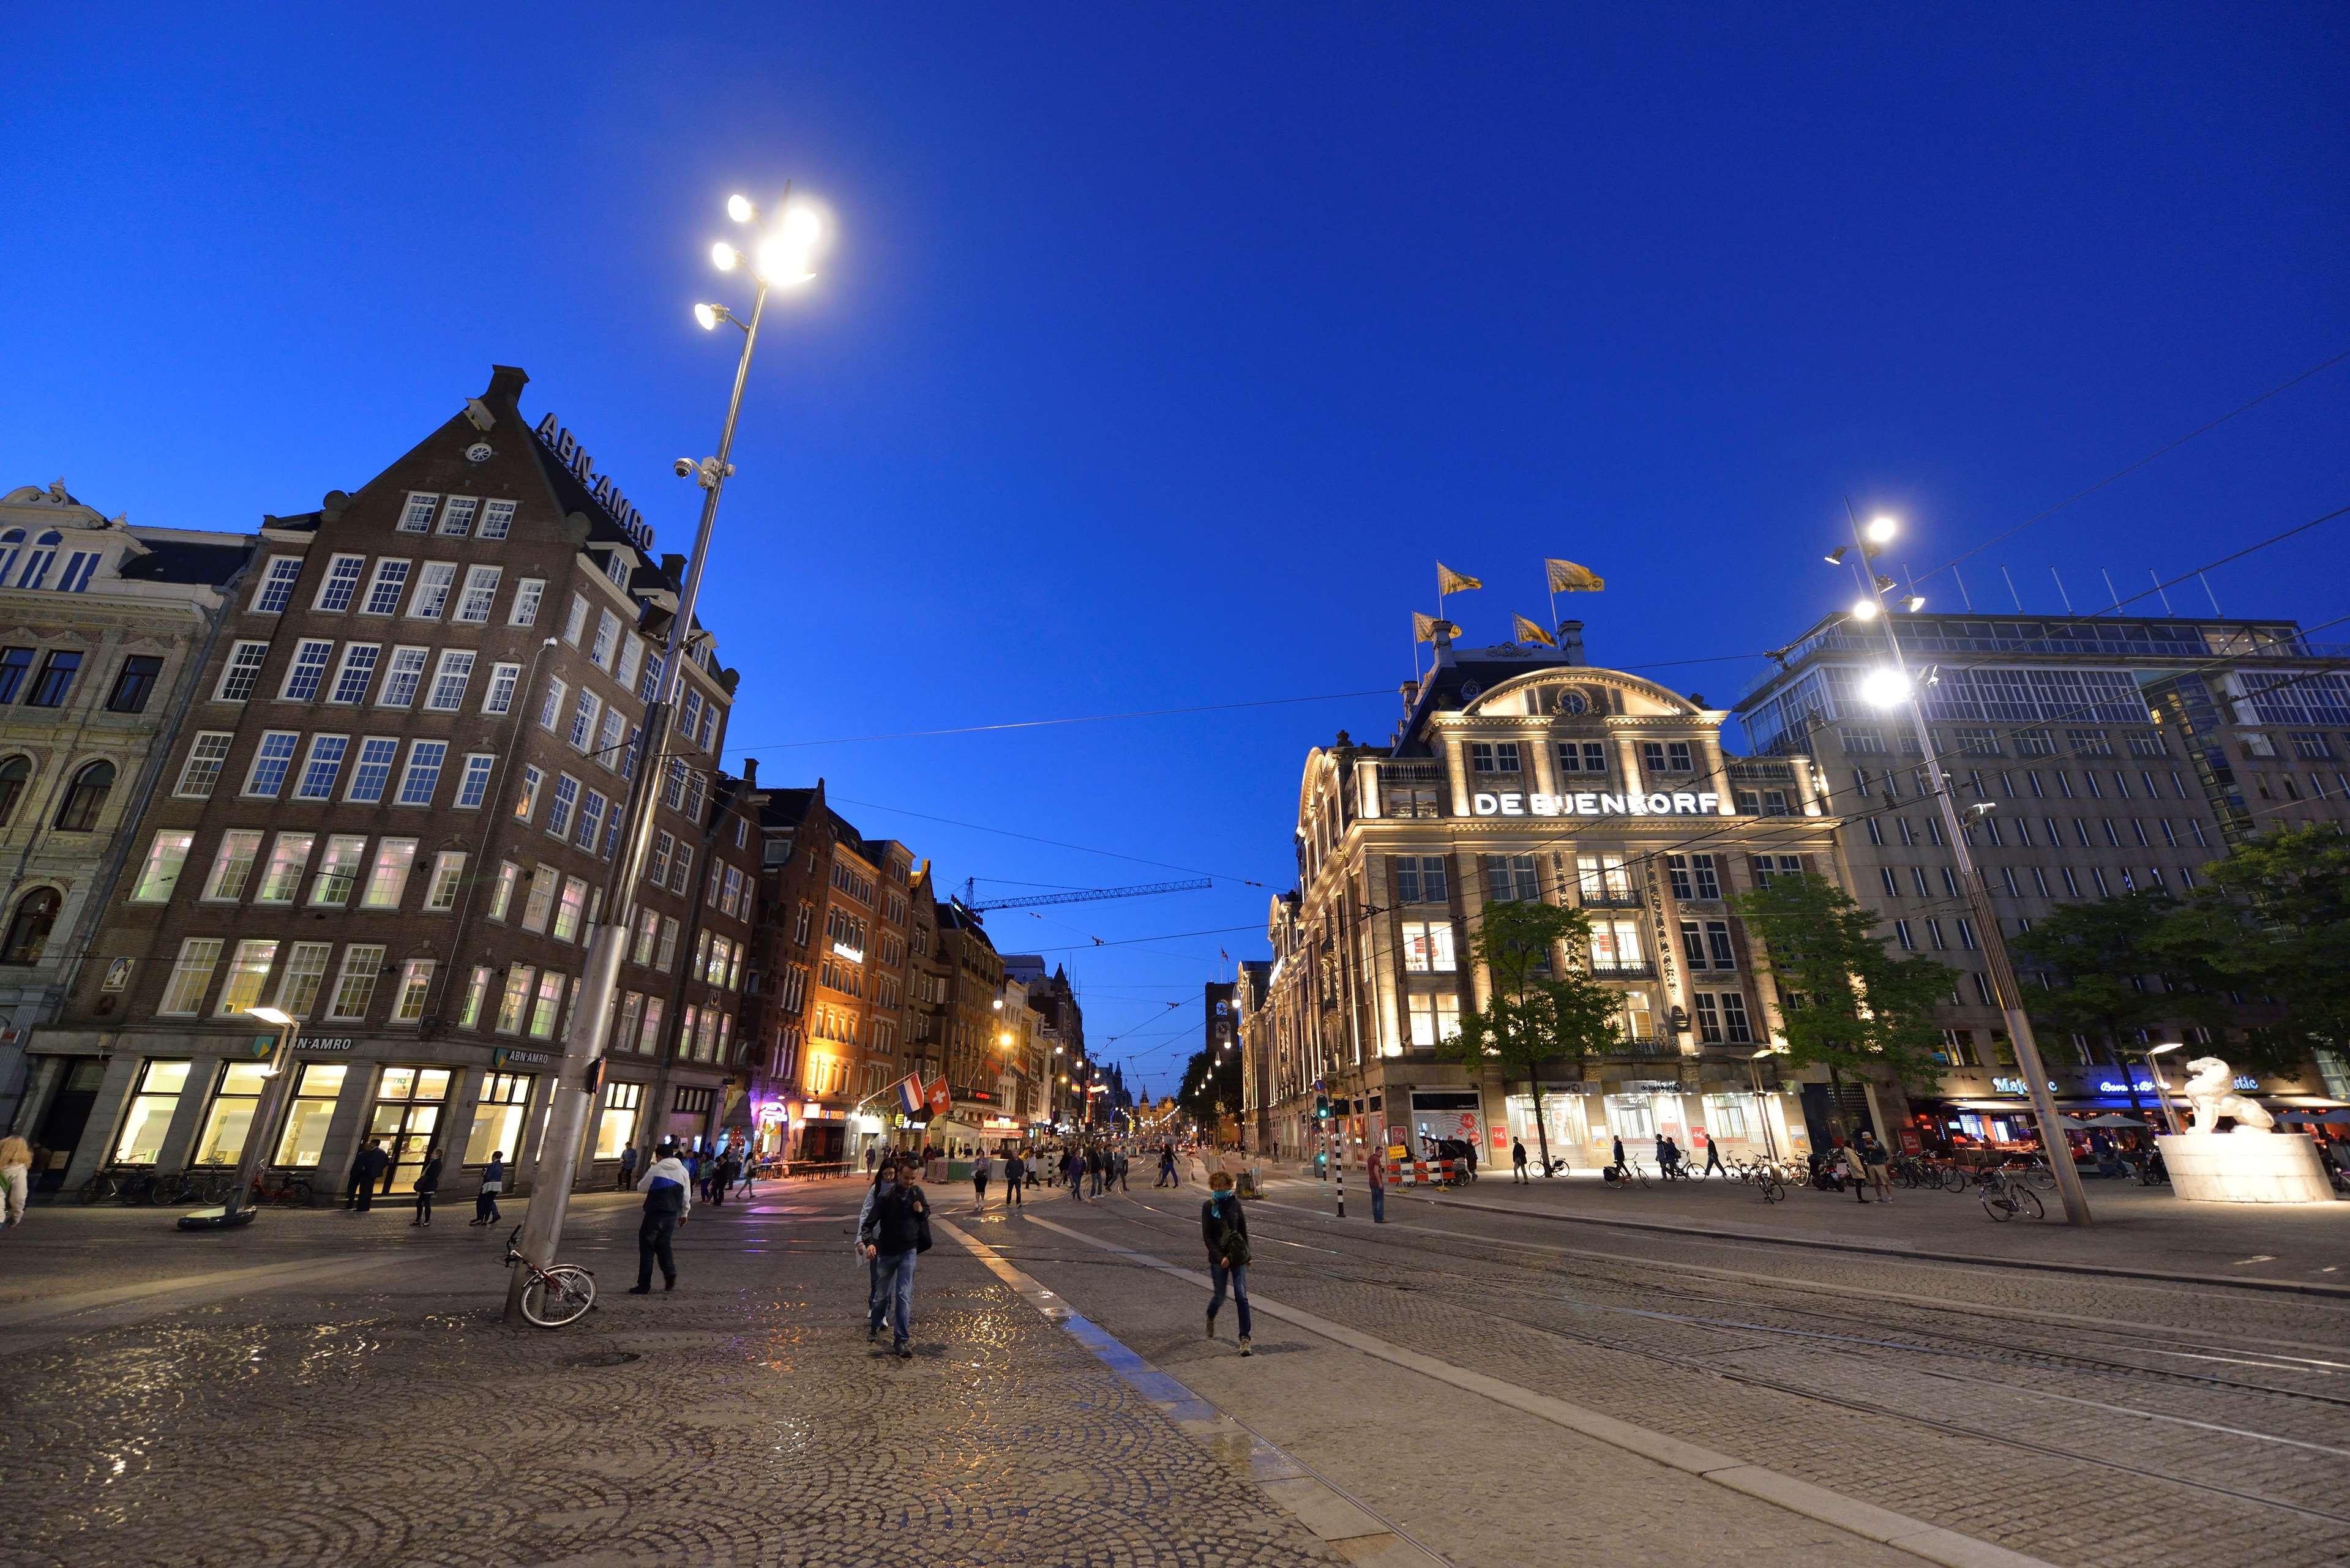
[1732,870,1951,1093]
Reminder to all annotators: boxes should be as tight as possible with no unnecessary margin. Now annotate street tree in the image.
[1434,897,1622,1177]
[2011,890,2223,1126]
[1176,1045,1238,1133]
[1732,871,1950,1134]
[2161,825,2350,1076]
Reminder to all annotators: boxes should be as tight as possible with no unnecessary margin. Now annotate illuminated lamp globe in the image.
[710,242,739,272]
[726,193,755,224]
[1865,515,1899,545]
[1859,668,1913,708]
[692,303,721,332]
[1849,598,1881,622]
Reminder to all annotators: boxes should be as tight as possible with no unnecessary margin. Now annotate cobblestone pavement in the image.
[989,1178,2350,1568]
[1268,1163,2350,1290]
[0,1187,1348,1568]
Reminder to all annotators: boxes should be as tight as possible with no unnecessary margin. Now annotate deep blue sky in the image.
[7,5,2345,1089]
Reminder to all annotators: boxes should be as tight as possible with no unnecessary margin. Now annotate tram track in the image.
[1017,1189,2350,1537]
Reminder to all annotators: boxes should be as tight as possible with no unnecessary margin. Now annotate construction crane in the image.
[960,877,1211,914]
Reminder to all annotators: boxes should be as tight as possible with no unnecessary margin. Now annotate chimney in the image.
[741,756,759,790]
[661,553,687,583]
[1555,619,1586,665]
[483,364,529,415]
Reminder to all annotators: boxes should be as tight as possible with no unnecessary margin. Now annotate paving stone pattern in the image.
[0,1197,1348,1568]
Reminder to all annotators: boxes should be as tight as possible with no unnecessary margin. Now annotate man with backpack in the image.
[859,1157,930,1359]
[1200,1171,1253,1356]
[630,1140,692,1294]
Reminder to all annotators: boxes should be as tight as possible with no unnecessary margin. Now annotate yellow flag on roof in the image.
[1413,612,1459,644]
[1437,562,1483,594]
[1512,615,1557,647]
[1546,558,1604,592]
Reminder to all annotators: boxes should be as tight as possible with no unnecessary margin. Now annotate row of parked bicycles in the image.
[1705,1149,2060,1219]
[73,1167,316,1207]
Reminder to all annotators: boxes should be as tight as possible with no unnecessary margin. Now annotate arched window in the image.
[1,887,59,965]
[0,529,22,584]
[53,760,115,832]
[0,756,29,828]
[18,531,61,590]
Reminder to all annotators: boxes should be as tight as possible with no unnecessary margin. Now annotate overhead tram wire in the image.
[1910,345,2350,589]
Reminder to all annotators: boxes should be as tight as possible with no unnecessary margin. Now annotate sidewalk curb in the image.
[1022,1212,2065,1568]
[1347,1183,2350,1299]
[938,1217,1447,1567]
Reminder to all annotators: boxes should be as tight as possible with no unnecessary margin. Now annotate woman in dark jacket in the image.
[472,1152,506,1226]
[411,1146,444,1227]
[1200,1171,1254,1355]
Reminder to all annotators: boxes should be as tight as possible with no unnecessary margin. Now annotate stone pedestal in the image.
[2158,1131,2336,1204]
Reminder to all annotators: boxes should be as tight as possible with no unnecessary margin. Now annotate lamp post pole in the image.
[1843,504,2092,1225]
[504,196,810,1321]
[226,1011,299,1217]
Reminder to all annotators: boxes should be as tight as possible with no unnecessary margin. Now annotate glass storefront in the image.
[1502,1091,1595,1163]
[1502,1085,1806,1167]
[274,1063,348,1167]
[190,1061,271,1166]
[111,1059,190,1165]
[367,1066,452,1192]
[594,1080,643,1160]
[465,1072,534,1167]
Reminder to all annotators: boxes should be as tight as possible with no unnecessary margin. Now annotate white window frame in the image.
[509,578,546,627]
[215,640,271,703]
[249,556,304,614]
[277,638,335,701]
[312,553,367,613]
[241,730,301,798]
[454,564,501,624]
[174,732,235,797]
[396,493,440,534]
[345,735,400,804]
[424,649,475,712]
[406,561,458,620]
[376,646,428,708]
[327,643,380,705]
[482,660,521,716]
[454,753,495,810]
[360,558,411,616]
[437,496,479,537]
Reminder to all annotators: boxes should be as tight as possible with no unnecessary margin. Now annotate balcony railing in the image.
[1606,1035,1676,1058]
[1574,890,1642,909]
[1590,961,1656,980]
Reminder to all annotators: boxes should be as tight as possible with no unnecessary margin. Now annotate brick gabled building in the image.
[22,365,755,1199]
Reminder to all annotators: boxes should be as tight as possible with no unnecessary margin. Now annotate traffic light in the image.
[1314,1094,1331,1121]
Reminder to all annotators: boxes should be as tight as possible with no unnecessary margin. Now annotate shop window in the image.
[1405,991,1461,1047]
[0,887,59,965]
[465,1072,534,1166]
[595,1080,645,1159]
[367,1066,452,1192]
[111,1059,191,1165]
[272,1063,347,1167]
[191,1061,272,1166]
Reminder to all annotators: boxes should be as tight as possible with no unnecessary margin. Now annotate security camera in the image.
[674,458,696,477]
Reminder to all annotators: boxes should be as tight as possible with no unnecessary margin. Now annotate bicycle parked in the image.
[78,1168,182,1204]
[503,1225,597,1328]
[1980,1167,2045,1222]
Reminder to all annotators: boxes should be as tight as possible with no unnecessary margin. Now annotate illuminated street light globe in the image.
[1865,515,1899,545]
[1859,667,1912,707]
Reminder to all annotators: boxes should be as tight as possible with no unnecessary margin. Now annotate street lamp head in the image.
[1823,546,1849,567]
[1849,597,1881,622]
[1858,667,1912,708]
[692,302,722,332]
[711,241,741,272]
[2147,1041,2184,1056]
[1903,594,1927,613]
[1865,515,1899,545]
[246,1006,294,1026]
[726,193,757,225]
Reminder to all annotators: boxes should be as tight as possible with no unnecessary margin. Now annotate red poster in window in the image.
[1490,1124,1506,1151]
[1898,1126,1923,1155]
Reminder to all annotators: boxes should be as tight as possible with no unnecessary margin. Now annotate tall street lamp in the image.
[505,188,829,1321]
[183,1006,297,1230]
[1832,506,2092,1225]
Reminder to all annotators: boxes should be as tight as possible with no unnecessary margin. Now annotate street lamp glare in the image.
[2147,1041,2184,1056]
[1865,515,1898,545]
[1849,597,1880,622]
[754,231,817,285]
[246,1006,294,1027]
[726,193,756,225]
[1858,667,1912,707]
[692,302,721,332]
[1903,594,1927,613]
[710,241,739,272]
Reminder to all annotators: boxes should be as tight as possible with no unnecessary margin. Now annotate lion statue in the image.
[2181,1056,2274,1134]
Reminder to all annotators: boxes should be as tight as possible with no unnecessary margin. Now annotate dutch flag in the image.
[896,1073,926,1116]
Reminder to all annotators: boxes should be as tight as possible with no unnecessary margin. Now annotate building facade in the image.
[18,366,752,1199]
[1737,610,2350,1138]
[0,482,254,1140]
[1255,627,1843,1176]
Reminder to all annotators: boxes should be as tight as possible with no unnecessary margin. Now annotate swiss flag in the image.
[926,1078,952,1116]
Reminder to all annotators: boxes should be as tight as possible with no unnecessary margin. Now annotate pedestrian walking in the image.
[344,1138,375,1209]
[1367,1140,1386,1223]
[865,1146,878,1176]
[1065,1147,1085,1200]
[617,1143,639,1192]
[971,1152,992,1210]
[1087,1146,1104,1197]
[0,1133,31,1229]
[1113,1148,1129,1192]
[860,1158,930,1359]
[733,1154,758,1201]
[1200,1171,1254,1356]
[709,1149,741,1208]
[1701,1136,1727,1178]
[471,1151,506,1225]
[1003,1148,1025,1208]
[350,1138,389,1212]
[1511,1137,1529,1183]
[1609,1135,1627,1182]
[411,1146,443,1226]
[630,1140,692,1294]
[1833,1140,1871,1203]
[1158,1145,1177,1187]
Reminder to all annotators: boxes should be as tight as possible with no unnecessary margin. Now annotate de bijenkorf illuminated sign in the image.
[1472,790,1729,819]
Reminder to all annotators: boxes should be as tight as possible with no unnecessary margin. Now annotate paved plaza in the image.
[4,1174,2348,1567]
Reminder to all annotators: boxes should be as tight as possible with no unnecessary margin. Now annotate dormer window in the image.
[604,550,630,589]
